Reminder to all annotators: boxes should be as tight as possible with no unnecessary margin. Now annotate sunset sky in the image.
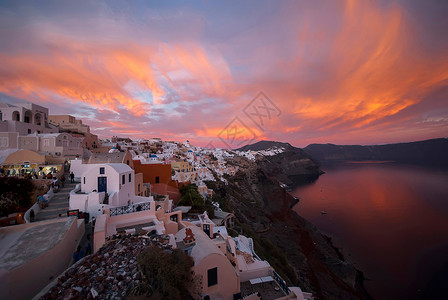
[0,0,447,148]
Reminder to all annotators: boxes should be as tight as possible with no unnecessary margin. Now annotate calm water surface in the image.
[292,163,448,299]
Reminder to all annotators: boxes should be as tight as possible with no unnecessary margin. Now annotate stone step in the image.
[52,196,68,200]
[49,198,69,204]
[51,197,69,201]
[37,207,69,214]
[49,202,69,207]
[35,211,68,219]
[34,212,68,220]
[52,193,70,197]
[33,177,79,222]
[46,203,68,210]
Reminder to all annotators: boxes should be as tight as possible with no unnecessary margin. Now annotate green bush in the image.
[178,184,204,210]
[0,177,35,216]
[212,194,231,212]
[137,246,194,299]
[205,200,215,219]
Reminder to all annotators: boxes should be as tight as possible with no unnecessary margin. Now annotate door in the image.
[203,224,210,237]
[98,177,107,193]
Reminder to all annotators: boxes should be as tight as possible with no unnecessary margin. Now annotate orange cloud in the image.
[154,44,236,100]
[0,39,161,116]
[280,0,448,133]
[0,38,235,117]
[0,1,446,146]
[195,124,266,142]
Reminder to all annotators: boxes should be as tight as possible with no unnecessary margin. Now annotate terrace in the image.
[240,279,285,300]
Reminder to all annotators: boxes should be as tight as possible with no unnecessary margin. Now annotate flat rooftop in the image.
[0,217,76,271]
[117,221,156,234]
[240,280,286,300]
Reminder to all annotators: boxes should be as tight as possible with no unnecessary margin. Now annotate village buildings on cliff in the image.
[0,99,313,300]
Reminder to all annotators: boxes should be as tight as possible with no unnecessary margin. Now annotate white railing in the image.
[24,186,55,223]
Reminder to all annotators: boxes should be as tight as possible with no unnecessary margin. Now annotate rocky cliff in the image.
[235,141,324,186]
[209,147,369,299]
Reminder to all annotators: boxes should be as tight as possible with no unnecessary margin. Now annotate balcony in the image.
[109,202,151,217]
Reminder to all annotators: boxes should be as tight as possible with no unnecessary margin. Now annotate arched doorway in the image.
[34,113,42,125]
[12,111,20,121]
[24,110,32,123]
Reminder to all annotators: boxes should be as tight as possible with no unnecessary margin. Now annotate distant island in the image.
[302,138,448,166]
[236,137,448,167]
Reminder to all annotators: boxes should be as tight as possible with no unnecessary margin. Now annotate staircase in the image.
[34,176,78,222]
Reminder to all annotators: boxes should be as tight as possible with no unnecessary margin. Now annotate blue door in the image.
[98,177,107,193]
[203,224,210,237]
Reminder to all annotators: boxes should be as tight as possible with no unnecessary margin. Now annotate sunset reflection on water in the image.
[293,163,448,299]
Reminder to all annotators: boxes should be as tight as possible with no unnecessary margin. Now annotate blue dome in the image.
[150,154,157,157]
[188,150,193,152]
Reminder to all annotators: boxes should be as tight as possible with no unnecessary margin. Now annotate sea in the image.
[292,162,448,299]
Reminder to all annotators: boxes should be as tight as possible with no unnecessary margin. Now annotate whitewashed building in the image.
[69,163,158,219]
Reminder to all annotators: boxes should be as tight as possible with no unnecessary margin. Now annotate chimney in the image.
[183,228,195,246]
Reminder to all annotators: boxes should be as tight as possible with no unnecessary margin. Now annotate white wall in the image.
[80,163,135,207]
[69,184,107,219]
[0,218,84,300]
[69,159,83,178]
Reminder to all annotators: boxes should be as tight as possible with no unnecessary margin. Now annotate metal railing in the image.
[272,270,291,295]
[110,202,151,217]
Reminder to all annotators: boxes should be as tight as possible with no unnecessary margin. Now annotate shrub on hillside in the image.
[178,184,204,209]
[0,177,35,216]
[137,246,195,299]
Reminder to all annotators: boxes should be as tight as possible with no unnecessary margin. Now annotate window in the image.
[83,177,85,184]
[129,173,131,183]
[0,137,8,147]
[27,129,31,134]
[207,267,218,287]
[44,139,49,147]
[122,174,125,185]
[100,167,105,174]
[155,176,159,183]
[126,160,129,165]
[138,184,140,192]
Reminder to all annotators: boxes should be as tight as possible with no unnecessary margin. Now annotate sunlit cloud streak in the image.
[0,0,447,147]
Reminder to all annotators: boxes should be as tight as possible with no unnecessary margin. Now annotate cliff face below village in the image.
[209,148,369,299]
[235,141,323,187]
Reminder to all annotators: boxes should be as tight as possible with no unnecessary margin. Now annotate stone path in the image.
[34,176,78,222]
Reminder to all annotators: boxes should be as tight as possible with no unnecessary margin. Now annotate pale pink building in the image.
[17,132,83,159]
[49,115,100,152]
[0,101,57,136]
[0,217,85,300]
[175,225,240,300]
[0,101,84,160]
